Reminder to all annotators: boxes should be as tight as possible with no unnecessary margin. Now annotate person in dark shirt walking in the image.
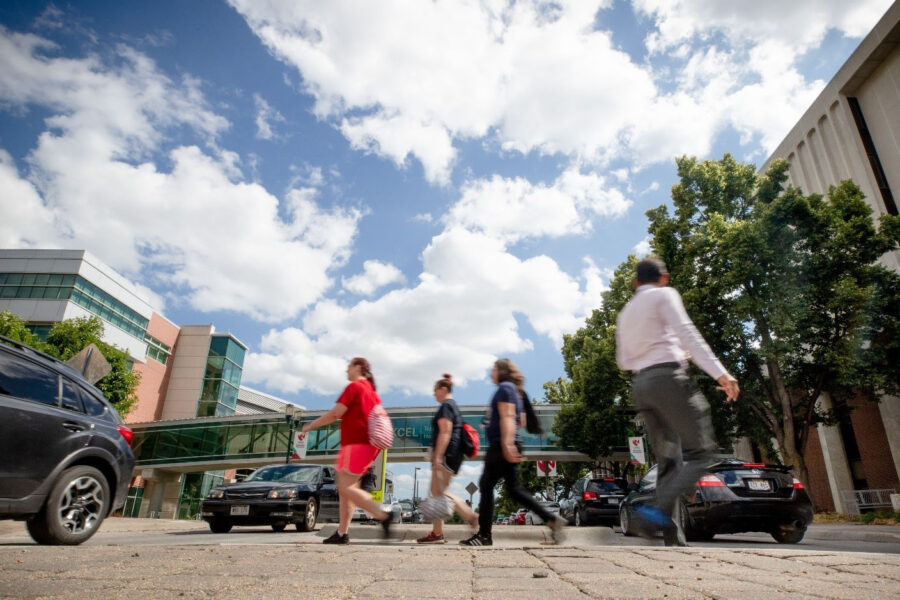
[417,373,477,544]
[460,359,564,546]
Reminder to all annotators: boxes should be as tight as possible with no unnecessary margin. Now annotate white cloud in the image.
[253,93,285,140]
[230,0,888,180]
[244,227,607,395]
[634,237,652,257]
[342,260,405,296]
[0,27,360,322]
[635,0,893,54]
[445,168,631,244]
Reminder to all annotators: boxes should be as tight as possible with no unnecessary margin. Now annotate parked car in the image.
[202,464,339,533]
[559,476,627,526]
[619,460,814,543]
[514,508,528,525]
[0,335,135,545]
[525,501,561,525]
[399,500,415,523]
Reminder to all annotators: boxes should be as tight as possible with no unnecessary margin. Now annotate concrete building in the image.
[0,248,298,518]
[758,2,900,513]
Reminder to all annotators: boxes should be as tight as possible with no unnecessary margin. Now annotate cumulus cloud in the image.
[0,26,360,321]
[342,260,405,296]
[230,0,888,180]
[244,227,607,395]
[445,168,631,244]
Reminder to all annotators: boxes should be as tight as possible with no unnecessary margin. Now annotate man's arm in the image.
[659,288,740,402]
[498,401,522,463]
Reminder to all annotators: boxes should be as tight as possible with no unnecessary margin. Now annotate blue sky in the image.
[0,1,892,499]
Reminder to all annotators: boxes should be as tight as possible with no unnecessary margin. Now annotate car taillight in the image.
[792,478,804,489]
[742,463,765,468]
[603,478,615,482]
[117,425,134,447]
[697,474,725,487]
[583,491,598,500]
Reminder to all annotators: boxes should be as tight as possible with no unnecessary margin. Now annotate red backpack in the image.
[461,422,480,458]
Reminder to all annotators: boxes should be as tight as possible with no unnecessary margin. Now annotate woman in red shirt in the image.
[299,357,395,544]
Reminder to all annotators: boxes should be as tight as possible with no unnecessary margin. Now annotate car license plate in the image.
[230,505,250,516]
[747,479,771,491]
[607,498,619,505]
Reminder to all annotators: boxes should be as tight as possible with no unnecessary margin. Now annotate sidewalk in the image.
[1,533,899,599]
[1,520,899,599]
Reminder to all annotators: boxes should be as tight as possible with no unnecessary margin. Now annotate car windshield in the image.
[245,465,319,483]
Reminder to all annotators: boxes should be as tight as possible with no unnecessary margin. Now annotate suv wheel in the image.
[574,509,583,527]
[297,498,317,532]
[26,465,110,545]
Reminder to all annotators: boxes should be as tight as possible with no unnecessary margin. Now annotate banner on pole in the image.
[291,432,307,460]
[628,436,647,465]
[537,460,557,477]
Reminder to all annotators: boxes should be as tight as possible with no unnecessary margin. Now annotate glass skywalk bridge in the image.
[130,404,599,472]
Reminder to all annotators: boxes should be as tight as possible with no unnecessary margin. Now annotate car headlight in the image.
[206,489,224,499]
[267,489,298,499]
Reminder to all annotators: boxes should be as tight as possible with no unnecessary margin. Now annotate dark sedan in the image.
[559,476,627,526]
[201,464,339,533]
[619,460,814,543]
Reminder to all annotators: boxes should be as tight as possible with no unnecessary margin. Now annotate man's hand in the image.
[716,374,740,403]
[502,443,522,463]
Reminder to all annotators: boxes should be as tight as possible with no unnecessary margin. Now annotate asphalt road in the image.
[2,519,899,554]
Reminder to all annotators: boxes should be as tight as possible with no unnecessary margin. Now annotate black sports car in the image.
[619,459,814,543]
[201,464,339,533]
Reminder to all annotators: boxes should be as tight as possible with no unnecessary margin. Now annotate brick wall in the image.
[804,426,836,512]
[849,395,900,491]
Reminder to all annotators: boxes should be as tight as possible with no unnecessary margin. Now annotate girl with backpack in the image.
[460,359,565,546]
[416,373,479,544]
[298,357,396,544]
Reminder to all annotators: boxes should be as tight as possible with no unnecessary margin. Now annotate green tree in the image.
[550,258,637,463]
[0,311,141,416]
[0,310,46,348]
[646,154,900,488]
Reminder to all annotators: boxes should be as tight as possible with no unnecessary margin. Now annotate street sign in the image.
[537,460,557,477]
[465,482,478,496]
[628,436,647,465]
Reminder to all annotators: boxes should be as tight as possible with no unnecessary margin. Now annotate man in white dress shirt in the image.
[616,257,739,546]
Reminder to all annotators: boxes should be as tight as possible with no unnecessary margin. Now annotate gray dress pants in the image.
[632,364,716,519]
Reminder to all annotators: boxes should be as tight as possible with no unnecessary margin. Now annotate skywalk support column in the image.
[139,469,183,519]
[878,395,900,482]
[816,393,855,513]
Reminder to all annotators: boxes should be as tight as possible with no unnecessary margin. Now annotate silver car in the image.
[525,501,561,525]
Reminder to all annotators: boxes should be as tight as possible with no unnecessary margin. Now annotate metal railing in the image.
[840,488,894,515]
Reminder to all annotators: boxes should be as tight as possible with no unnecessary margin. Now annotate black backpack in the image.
[520,390,544,435]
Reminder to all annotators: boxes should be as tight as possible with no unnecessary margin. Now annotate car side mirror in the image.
[323,477,335,485]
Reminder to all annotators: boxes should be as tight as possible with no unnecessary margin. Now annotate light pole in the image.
[284,404,299,464]
[413,467,422,508]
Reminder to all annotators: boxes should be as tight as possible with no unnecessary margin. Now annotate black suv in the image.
[559,476,627,526]
[0,336,135,545]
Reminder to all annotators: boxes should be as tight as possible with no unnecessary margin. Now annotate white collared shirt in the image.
[615,284,727,380]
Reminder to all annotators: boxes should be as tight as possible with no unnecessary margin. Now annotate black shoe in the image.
[323,531,349,544]
[663,523,688,547]
[380,509,396,539]
[459,532,492,546]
